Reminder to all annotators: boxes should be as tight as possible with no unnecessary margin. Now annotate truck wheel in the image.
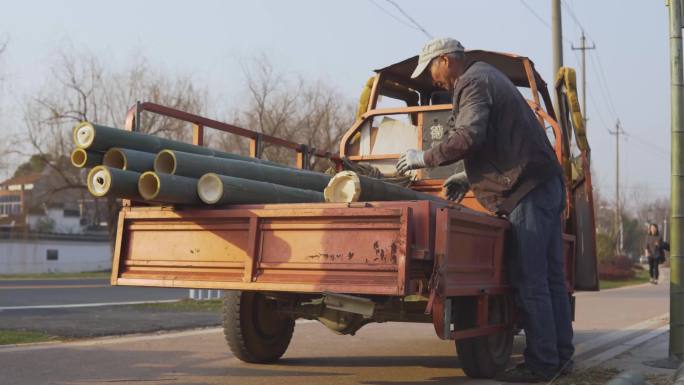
[222,290,295,363]
[454,296,513,378]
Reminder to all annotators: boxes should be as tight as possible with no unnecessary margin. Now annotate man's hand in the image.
[443,171,469,202]
[396,149,426,174]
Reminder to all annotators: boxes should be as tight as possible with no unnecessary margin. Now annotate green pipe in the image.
[103,148,156,172]
[669,0,684,361]
[138,171,201,205]
[87,166,143,201]
[156,149,331,191]
[197,173,324,205]
[72,122,291,169]
[70,148,103,168]
[324,171,447,204]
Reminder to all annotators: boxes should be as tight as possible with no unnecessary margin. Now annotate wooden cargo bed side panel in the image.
[435,208,510,296]
[255,212,411,293]
[114,206,412,295]
[119,217,249,282]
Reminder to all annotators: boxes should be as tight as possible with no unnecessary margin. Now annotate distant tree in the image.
[220,57,354,170]
[12,154,49,178]
[596,232,616,263]
[13,49,209,242]
[0,37,9,177]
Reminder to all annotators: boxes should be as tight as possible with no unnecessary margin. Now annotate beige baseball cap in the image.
[411,37,465,79]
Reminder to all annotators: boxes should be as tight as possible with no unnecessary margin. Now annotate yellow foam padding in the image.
[557,67,589,151]
[349,131,361,145]
[356,76,376,121]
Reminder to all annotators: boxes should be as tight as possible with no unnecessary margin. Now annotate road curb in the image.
[579,325,670,369]
[604,370,645,385]
[675,362,684,385]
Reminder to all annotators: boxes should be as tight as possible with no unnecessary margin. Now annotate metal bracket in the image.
[323,292,375,318]
[299,144,311,170]
[250,133,263,159]
[443,298,452,338]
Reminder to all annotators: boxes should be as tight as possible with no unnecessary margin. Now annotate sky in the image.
[0,0,672,203]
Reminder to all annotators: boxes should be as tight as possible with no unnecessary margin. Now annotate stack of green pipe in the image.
[155,149,331,191]
[73,122,291,169]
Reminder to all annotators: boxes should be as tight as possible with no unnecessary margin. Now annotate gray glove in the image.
[443,171,469,202]
[396,149,426,174]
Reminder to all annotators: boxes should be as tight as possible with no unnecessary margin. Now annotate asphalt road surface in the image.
[0,272,670,385]
[0,278,188,308]
[0,278,220,338]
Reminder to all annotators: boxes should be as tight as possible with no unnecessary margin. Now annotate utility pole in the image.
[551,0,563,113]
[608,120,623,255]
[648,0,684,368]
[667,0,684,364]
[572,31,595,128]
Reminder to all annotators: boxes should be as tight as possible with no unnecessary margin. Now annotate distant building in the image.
[0,170,108,234]
[0,169,111,274]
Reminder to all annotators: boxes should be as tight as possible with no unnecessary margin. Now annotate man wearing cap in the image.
[396,38,573,382]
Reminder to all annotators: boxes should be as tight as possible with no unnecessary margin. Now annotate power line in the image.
[561,0,585,32]
[555,0,620,131]
[587,50,618,122]
[519,0,551,29]
[592,49,619,118]
[382,0,433,39]
[368,0,418,31]
[623,132,670,157]
[518,0,573,45]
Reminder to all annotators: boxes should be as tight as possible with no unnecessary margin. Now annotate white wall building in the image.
[0,232,111,274]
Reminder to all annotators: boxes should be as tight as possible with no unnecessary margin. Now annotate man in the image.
[397,38,573,382]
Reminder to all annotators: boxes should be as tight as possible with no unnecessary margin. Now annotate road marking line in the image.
[574,312,669,356]
[0,284,108,290]
[0,299,180,311]
[579,324,670,368]
[0,327,224,353]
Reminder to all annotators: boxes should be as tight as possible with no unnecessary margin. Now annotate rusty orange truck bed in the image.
[110,50,598,379]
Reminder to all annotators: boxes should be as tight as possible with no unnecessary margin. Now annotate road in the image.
[0,278,188,308]
[0,272,669,385]
[0,278,220,338]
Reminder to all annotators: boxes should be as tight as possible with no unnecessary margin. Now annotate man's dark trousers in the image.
[508,176,574,377]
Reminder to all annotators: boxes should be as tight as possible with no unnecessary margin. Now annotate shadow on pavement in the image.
[282,355,460,370]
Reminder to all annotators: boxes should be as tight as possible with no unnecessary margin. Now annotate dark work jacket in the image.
[423,61,562,213]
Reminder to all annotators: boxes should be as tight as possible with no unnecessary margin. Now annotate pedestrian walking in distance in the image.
[644,223,664,284]
[398,37,573,383]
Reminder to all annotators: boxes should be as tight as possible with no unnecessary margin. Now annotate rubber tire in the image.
[222,290,295,363]
[454,297,514,379]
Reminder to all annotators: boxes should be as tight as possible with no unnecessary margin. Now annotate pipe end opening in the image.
[198,173,223,204]
[103,148,127,169]
[87,166,111,197]
[138,172,161,201]
[71,149,88,168]
[154,150,176,174]
[73,122,95,149]
[324,171,361,203]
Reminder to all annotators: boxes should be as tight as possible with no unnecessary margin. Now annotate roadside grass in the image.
[128,299,223,312]
[0,330,55,345]
[556,367,671,385]
[600,268,650,290]
[0,271,110,280]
